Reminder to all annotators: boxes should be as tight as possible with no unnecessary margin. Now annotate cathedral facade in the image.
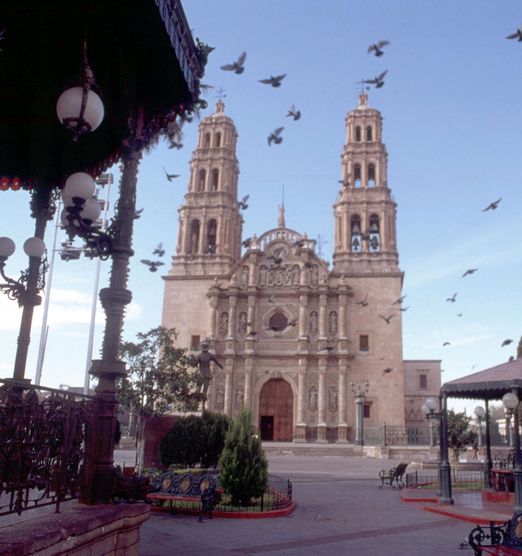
[162,95,439,443]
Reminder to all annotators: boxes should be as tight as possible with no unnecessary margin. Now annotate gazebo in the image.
[0,0,207,521]
[438,358,522,510]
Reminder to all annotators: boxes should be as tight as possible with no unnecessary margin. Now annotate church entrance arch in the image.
[259,379,293,442]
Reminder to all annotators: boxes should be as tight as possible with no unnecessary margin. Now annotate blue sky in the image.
[1,0,522,414]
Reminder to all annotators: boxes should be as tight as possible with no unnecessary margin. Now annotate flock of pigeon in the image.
[220,51,301,146]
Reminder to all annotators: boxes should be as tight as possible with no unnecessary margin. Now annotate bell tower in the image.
[170,101,242,277]
[332,93,399,274]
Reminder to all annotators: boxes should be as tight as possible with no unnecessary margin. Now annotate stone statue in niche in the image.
[309,311,318,335]
[292,265,300,285]
[219,312,228,336]
[234,385,244,408]
[310,265,319,286]
[259,265,268,286]
[238,311,247,335]
[328,386,338,411]
[240,266,249,288]
[215,385,225,411]
[328,311,338,335]
[308,386,318,410]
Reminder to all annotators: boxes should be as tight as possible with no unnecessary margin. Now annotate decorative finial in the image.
[278,204,286,228]
[358,91,368,107]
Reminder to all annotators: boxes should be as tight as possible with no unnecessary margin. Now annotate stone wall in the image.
[0,503,149,556]
[139,414,179,469]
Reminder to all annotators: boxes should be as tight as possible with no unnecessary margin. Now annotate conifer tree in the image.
[219,409,268,505]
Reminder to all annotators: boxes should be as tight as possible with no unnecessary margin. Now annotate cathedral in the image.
[161,94,441,443]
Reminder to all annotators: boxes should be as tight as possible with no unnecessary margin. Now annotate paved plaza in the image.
[138,453,474,555]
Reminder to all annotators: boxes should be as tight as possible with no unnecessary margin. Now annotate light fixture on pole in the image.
[0,236,47,304]
[423,396,453,504]
[56,40,105,141]
[60,172,113,258]
[474,405,485,449]
[502,392,522,512]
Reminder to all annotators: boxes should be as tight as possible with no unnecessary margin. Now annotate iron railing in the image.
[0,379,95,516]
[147,470,292,513]
[405,468,486,491]
[364,424,437,446]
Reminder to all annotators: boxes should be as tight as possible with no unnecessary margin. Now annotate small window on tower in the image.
[198,169,206,192]
[207,219,217,254]
[351,214,362,252]
[204,133,211,148]
[215,132,222,147]
[368,214,380,253]
[366,126,373,142]
[190,335,200,350]
[354,164,361,188]
[359,335,369,352]
[211,169,219,191]
[355,126,361,142]
[368,163,376,187]
[419,374,428,390]
[364,403,371,419]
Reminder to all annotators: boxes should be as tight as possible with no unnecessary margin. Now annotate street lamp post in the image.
[0,235,47,382]
[474,405,485,449]
[351,381,369,446]
[422,395,454,505]
[502,392,522,512]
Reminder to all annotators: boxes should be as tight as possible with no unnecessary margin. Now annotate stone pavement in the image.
[138,454,475,555]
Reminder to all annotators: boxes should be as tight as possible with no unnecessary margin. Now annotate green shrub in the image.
[218,409,268,506]
[160,411,230,468]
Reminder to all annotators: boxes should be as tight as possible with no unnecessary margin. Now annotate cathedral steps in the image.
[262,442,363,457]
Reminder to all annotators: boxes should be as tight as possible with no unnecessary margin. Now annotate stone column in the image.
[298,293,308,339]
[351,381,369,446]
[317,358,327,443]
[227,294,237,340]
[224,363,233,417]
[295,358,307,442]
[245,292,256,353]
[244,357,253,409]
[336,361,348,443]
[318,291,327,341]
[208,295,218,339]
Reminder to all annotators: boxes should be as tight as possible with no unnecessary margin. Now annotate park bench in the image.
[468,512,522,555]
[378,462,408,489]
[146,471,219,516]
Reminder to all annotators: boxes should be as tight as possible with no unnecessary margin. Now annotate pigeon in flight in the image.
[462,268,478,278]
[379,314,395,324]
[383,367,393,374]
[356,295,369,307]
[268,127,284,146]
[482,198,502,212]
[238,195,250,210]
[506,27,522,41]
[368,40,390,57]
[153,243,165,257]
[268,254,283,265]
[220,51,247,74]
[200,83,214,92]
[286,105,301,121]
[259,74,287,87]
[242,237,252,248]
[442,341,451,347]
[399,306,410,312]
[392,294,407,305]
[133,208,144,220]
[501,339,514,347]
[457,313,463,317]
[319,346,335,352]
[363,70,388,89]
[293,239,306,248]
[162,167,180,181]
[446,293,458,303]
[338,178,351,188]
[141,259,165,272]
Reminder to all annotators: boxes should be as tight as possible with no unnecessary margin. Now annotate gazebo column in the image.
[484,399,492,488]
[439,393,454,505]
[511,390,522,513]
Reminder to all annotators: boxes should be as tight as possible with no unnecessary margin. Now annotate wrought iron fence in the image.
[147,471,292,513]
[405,468,486,491]
[364,424,437,446]
[0,379,95,516]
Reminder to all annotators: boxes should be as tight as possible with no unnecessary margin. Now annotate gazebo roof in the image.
[0,0,205,193]
[441,358,522,400]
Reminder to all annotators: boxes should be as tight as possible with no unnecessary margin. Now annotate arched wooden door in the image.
[259,379,293,441]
